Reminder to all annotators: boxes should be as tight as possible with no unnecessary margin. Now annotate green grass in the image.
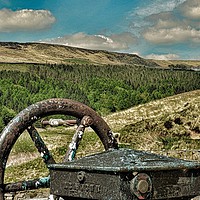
[5,156,48,183]
[11,132,36,154]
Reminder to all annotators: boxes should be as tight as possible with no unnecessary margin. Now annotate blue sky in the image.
[0,0,199,60]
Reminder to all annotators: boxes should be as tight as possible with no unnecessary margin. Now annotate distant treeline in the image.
[0,63,199,131]
[168,64,200,71]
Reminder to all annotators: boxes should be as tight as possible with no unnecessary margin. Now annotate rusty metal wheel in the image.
[0,98,118,200]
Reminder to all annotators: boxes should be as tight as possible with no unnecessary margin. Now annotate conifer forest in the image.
[0,63,199,131]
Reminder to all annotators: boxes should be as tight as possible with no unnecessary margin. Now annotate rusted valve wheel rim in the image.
[0,98,118,199]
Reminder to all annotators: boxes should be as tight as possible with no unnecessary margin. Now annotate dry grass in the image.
[104,90,200,131]
[1,42,199,70]
[104,90,200,160]
[0,42,140,66]
[152,59,200,68]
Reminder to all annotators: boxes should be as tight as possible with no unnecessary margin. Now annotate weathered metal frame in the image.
[0,98,118,200]
[49,148,200,200]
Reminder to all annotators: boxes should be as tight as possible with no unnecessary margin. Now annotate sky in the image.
[0,0,200,60]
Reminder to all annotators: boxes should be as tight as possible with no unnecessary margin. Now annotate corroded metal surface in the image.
[50,169,124,200]
[48,148,200,172]
[49,149,200,200]
[4,176,50,192]
[27,125,55,164]
[0,98,118,200]
[64,116,93,162]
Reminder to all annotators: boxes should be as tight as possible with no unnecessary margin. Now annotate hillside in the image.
[105,90,200,131]
[1,42,200,70]
[105,90,200,159]
[153,59,200,70]
[0,42,158,67]
[154,59,200,68]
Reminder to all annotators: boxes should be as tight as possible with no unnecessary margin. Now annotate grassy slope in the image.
[105,90,200,131]
[0,42,157,67]
[105,90,200,158]
[152,59,200,68]
[1,42,200,69]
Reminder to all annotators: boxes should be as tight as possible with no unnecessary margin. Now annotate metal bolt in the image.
[130,173,152,199]
[77,171,86,182]
[137,180,149,194]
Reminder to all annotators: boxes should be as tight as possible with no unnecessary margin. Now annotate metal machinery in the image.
[0,98,200,200]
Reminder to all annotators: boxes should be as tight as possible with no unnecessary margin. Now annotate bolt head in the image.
[137,180,149,194]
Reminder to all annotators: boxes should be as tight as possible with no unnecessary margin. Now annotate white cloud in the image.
[145,53,180,60]
[178,0,200,19]
[133,0,185,17]
[143,27,200,44]
[146,12,182,29]
[141,0,200,45]
[128,0,186,37]
[0,9,56,32]
[42,32,137,51]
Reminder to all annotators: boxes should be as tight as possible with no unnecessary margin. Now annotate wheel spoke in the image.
[64,116,93,162]
[27,125,55,165]
[4,176,50,193]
